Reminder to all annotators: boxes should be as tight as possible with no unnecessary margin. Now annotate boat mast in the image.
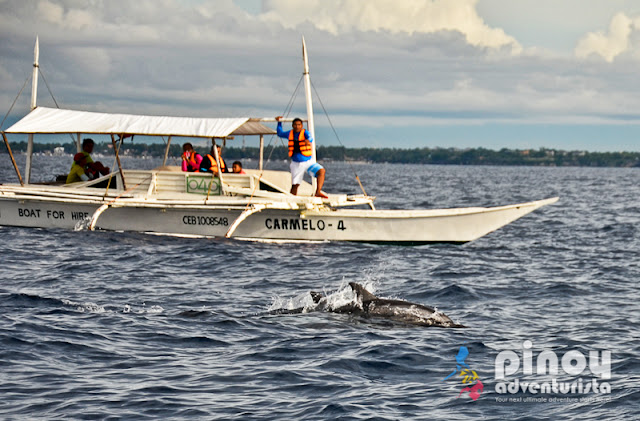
[25,36,39,184]
[302,37,317,193]
[302,37,315,158]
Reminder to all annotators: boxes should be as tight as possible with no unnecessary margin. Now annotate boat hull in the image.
[232,198,557,243]
[1,39,558,245]
[0,194,557,244]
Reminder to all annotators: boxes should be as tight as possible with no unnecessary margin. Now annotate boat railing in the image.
[60,171,118,190]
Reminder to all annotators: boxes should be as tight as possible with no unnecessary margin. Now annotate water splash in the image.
[60,299,164,315]
[73,216,92,231]
[62,299,107,313]
[268,291,317,313]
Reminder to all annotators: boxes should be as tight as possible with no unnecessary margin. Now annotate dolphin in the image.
[267,283,465,328]
[341,282,466,328]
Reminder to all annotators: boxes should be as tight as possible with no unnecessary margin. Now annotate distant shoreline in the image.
[2,141,640,167]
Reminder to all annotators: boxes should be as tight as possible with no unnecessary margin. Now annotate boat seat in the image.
[121,170,153,193]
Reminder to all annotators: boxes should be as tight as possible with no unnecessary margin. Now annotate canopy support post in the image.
[259,134,264,171]
[76,133,82,153]
[162,135,172,166]
[210,138,225,197]
[25,134,34,184]
[2,132,24,186]
[111,134,127,191]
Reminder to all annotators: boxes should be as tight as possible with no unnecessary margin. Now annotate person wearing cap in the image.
[81,138,110,176]
[275,116,327,198]
[66,153,93,184]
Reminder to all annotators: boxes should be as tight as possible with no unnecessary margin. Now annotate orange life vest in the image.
[182,151,200,172]
[288,130,312,157]
[205,154,227,174]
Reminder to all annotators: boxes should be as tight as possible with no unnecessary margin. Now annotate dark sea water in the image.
[1,155,638,420]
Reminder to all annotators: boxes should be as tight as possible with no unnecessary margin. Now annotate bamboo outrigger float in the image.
[0,38,558,244]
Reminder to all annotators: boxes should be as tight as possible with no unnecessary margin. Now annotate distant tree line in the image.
[2,140,640,167]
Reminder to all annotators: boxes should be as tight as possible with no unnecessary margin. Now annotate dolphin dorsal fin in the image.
[349,282,377,302]
[310,291,324,303]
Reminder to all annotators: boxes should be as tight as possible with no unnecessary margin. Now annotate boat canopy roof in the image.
[3,107,276,138]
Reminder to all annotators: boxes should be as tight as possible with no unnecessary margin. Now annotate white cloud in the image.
[3,0,640,150]
[262,0,521,53]
[36,0,64,24]
[64,8,97,31]
[575,12,633,62]
[36,1,97,31]
[63,47,112,78]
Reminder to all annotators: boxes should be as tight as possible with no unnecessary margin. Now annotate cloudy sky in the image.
[2,0,640,151]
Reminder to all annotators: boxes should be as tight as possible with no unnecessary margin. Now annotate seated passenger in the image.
[81,138,110,176]
[232,161,246,174]
[181,142,203,172]
[199,145,228,176]
[66,153,93,184]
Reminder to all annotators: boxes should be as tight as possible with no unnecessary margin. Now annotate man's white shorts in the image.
[290,160,324,185]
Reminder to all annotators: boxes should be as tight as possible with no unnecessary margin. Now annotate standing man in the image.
[276,116,327,198]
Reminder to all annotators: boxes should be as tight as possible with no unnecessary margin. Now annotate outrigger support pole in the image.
[89,204,109,231]
[225,204,267,238]
[2,132,24,186]
[90,175,153,231]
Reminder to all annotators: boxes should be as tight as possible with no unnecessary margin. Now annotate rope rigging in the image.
[261,74,369,197]
[264,74,304,163]
[39,67,80,145]
[38,67,59,109]
[310,79,368,196]
[237,75,306,214]
[0,75,31,131]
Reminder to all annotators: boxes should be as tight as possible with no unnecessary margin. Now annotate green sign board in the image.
[186,175,221,195]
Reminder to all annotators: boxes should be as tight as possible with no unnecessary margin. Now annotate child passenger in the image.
[232,161,246,174]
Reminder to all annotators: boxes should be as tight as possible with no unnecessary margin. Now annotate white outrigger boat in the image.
[0,38,557,244]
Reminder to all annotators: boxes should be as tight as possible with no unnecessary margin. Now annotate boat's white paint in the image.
[0,37,559,244]
[0,168,558,243]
